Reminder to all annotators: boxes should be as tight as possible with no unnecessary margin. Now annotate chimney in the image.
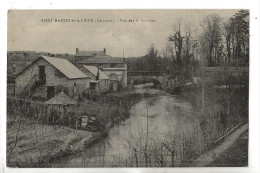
[103,48,106,55]
[96,69,100,81]
[76,48,79,53]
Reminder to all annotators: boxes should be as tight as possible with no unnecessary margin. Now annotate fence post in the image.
[76,117,78,130]
[134,148,138,167]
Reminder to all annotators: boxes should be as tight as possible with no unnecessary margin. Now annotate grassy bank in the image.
[181,83,248,150]
[159,80,248,166]
[7,91,145,167]
[7,121,93,167]
[75,90,144,129]
[206,129,248,167]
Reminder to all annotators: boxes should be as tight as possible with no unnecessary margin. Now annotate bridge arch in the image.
[127,71,168,87]
[131,77,162,87]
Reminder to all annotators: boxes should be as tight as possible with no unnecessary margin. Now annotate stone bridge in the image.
[127,71,169,86]
[127,67,249,87]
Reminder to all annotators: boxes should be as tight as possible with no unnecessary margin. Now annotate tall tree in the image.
[168,22,197,77]
[182,24,196,77]
[126,45,164,72]
[169,22,184,72]
[222,10,249,66]
[223,20,233,62]
[146,44,159,71]
[230,10,249,66]
[200,14,223,66]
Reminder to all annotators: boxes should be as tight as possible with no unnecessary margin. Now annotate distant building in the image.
[80,65,110,94]
[75,48,106,65]
[15,56,90,100]
[75,48,127,87]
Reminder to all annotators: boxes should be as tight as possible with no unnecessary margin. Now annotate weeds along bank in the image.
[181,83,248,150]
[155,76,248,166]
[6,91,144,167]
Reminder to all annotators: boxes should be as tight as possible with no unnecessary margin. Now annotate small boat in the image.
[85,117,104,132]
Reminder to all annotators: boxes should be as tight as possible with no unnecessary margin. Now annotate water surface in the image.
[52,84,205,167]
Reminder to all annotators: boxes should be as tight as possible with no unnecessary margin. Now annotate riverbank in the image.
[190,123,248,167]
[207,129,248,167]
[7,90,146,167]
[161,82,248,166]
[7,121,92,167]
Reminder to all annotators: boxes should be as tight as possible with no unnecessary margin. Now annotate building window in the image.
[39,66,46,81]
[111,64,116,68]
[105,80,109,87]
[110,74,118,81]
[73,82,77,95]
[47,86,55,100]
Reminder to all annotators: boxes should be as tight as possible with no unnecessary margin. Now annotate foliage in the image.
[126,10,249,82]
[125,45,165,72]
[223,10,249,66]
[199,14,223,66]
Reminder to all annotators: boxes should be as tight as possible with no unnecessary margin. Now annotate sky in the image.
[8,10,238,57]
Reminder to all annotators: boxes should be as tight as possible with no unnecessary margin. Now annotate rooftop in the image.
[82,65,110,80]
[76,50,106,57]
[78,55,125,64]
[45,91,76,105]
[41,56,89,79]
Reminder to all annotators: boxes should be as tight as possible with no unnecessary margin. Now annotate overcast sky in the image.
[8,10,238,57]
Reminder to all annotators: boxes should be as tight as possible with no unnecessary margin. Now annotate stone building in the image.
[75,48,127,87]
[80,65,110,94]
[75,48,106,65]
[15,56,90,100]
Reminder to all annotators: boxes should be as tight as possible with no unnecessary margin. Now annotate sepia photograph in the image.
[6,9,249,168]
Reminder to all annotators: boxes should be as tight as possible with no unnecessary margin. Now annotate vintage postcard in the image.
[6,9,249,168]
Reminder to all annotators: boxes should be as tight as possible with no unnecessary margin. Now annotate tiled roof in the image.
[82,65,110,80]
[45,91,76,105]
[76,51,106,57]
[78,55,124,64]
[41,56,88,79]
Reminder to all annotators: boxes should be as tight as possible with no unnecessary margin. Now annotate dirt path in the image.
[190,123,249,167]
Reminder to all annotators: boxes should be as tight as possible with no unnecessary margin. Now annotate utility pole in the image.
[194,40,205,117]
[201,53,205,115]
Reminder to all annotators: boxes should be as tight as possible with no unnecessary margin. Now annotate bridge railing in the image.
[127,71,166,76]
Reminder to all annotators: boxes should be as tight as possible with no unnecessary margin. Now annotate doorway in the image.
[39,66,46,81]
[47,86,55,99]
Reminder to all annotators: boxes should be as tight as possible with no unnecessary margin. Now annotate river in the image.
[52,83,205,167]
